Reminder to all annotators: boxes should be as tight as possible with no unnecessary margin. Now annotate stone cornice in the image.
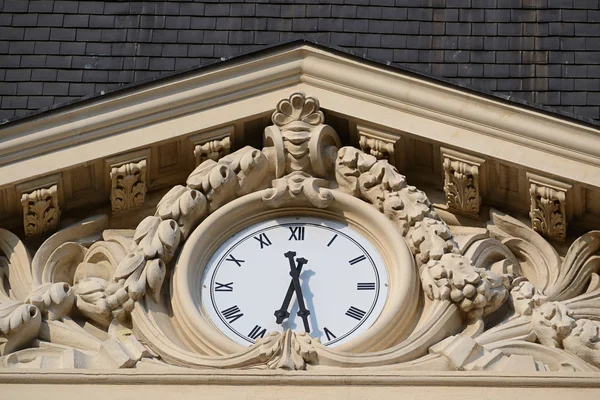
[1,370,600,388]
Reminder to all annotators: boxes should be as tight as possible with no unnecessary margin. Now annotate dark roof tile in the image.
[1,0,599,124]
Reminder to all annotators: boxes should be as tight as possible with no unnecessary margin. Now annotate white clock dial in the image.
[200,216,388,347]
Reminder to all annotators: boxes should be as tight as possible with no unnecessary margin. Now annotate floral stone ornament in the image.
[0,92,598,374]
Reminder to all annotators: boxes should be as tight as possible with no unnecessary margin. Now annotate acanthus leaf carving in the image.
[527,175,571,240]
[442,150,483,216]
[155,185,207,240]
[21,185,60,238]
[110,159,147,213]
[257,330,318,370]
[0,302,41,356]
[25,282,74,321]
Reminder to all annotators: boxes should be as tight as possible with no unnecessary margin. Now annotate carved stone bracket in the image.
[527,173,572,240]
[189,125,234,166]
[441,148,485,216]
[108,157,147,214]
[357,124,401,167]
[19,182,61,238]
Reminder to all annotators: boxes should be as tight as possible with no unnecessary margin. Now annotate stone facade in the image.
[0,44,599,397]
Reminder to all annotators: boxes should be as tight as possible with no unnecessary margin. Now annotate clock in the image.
[173,190,417,355]
[200,216,388,347]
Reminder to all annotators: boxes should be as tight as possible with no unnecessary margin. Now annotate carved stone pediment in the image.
[0,92,598,380]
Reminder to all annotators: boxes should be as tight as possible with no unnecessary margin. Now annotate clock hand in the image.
[273,252,310,331]
[274,281,296,324]
[284,251,311,333]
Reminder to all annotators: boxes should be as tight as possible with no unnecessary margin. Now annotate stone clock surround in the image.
[173,190,417,355]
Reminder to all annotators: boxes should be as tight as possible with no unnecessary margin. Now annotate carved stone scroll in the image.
[189,125,234,166]
[109,159,147,214]
[357,124,400,166]
[527,173,571,240]
[441,148,484,216]
[20,185,60,238]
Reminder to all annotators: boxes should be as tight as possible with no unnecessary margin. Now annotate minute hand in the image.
[274,253,306,324]
[285,251,311,333]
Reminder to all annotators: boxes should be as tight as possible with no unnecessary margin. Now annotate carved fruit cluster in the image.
[422,253,510,321]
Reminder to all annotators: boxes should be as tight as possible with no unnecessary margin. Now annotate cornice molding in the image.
[1,369,600,387]
[0,44,598,189]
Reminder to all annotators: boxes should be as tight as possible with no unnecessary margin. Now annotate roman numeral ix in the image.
[248,325,267,340]
[345,306,366,321]
[254,232,272,249]
[221,305,244,324]
[349,255,366,265]
[288,226,305,241]
[357,282,375,290]
[215,282,234,292]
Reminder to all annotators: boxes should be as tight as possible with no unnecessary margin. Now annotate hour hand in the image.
[285,252,311,333]
[274,252,309,328]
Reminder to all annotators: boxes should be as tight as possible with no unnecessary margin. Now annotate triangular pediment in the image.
[0,42,598,235]
[1,41,598,184]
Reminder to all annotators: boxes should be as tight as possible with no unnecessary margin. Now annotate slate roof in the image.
[1,0,599,123]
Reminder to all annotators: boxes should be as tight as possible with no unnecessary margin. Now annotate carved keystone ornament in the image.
[0,92,599,373]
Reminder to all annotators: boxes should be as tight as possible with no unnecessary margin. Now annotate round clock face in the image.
[200,216,388,347]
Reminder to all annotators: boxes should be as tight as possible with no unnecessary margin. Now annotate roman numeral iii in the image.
[288,226,305,240]
[357,282,375,290]
[254,232,272,249]
[349,255,366,265]
[248,325,267,340]
[345,306,366,321]
[215,282,234,292]
[221,305,244,323]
